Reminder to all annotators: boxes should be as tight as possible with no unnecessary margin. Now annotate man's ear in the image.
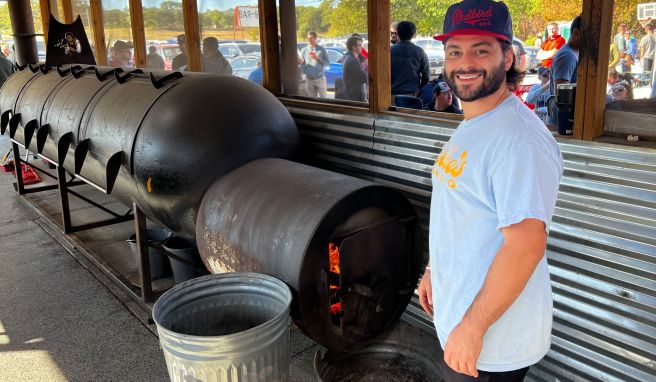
[504,45,514,71]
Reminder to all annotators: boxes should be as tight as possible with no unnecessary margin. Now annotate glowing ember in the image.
[329,242,341,316]
[329,242,340,274]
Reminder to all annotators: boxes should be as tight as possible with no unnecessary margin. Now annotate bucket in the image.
[161,236,209,284]
[153,272,293,382]
[127,228,172,280]
[314,322,442,382]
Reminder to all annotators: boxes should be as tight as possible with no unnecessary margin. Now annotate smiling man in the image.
[418,1,564,381]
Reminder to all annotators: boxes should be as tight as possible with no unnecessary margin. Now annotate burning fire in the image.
[329,242,341,316]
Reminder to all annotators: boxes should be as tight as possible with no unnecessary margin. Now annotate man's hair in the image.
[177,34,186,44]
[346,35,363,52]
[571,15,582,33]
[547,22,558,29]
[203,37,219,51]
[501,41,524,91]
[307,31,318,38]
[390,21,399,31]
[396,21,416,41]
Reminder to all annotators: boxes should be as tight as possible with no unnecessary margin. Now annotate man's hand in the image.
[418,268,433,316]
[444,320,483,378]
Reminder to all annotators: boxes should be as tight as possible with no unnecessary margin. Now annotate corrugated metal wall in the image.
[286,104,656,381]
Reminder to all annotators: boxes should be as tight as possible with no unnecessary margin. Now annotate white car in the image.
[412,38,445,78]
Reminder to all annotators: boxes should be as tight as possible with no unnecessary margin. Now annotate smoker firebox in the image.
[197,158,423,351]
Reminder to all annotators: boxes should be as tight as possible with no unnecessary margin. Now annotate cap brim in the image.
[434,29,511,43]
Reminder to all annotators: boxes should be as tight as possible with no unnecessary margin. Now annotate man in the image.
[391,21,430,96]
[391,22,400,45]
[420,1,563,380]
[300,31,330,98]
[426,80,462,114]
[614,23,628,57]
[109,40,132,68]
[147,45,165,71]
[549,15,582,120]
[536,22,566,68]
[201,37,232,75]
[639,24,655,76]
[172,34,187,71]
[526,66,551,107]
[512,38,526,72]
[0,51,15,88]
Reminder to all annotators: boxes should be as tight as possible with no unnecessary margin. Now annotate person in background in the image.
[420,1,562,380]
[351,33,368,59]
[390,22,400,45]
[536,22,566,68]
[609,42,620,71]
[639,24,655,81]
[201,37,232,75]
[549,15,582,124]
[391,21,430,97]
[526,66,551,107]
[339,35,368,102]
[426,80,462,114]
[0,51,15,88]
[146,45,165,71]
[625,29,638,64]
[534,33,543,48]
[608,82,634,102]
[300,31,330,98]
[614,23,628,58]
[109,40,133,68]
[512,39,527,72]
[172,34,187,71]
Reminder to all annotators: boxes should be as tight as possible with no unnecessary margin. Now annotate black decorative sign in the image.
[46,15,96,66]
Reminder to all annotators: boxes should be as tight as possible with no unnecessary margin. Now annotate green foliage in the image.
[325,0,367,36]
[296,6,328,37]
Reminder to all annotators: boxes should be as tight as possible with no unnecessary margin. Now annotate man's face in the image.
[307,34,317,46]
[390,29,399,44]
[548,24,558,37]
[444,35,512,103]
[65,34,73,43]
[353,40,363,55]
[435,90,453,110]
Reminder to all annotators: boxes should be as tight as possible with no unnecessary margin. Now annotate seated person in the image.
[608,82,634,102]
[425,81,462,114]
[526,66,551,107]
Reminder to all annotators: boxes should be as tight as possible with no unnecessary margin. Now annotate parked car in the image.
[412,38,444,78]
[230,53,261,80]
[219,43,261,59]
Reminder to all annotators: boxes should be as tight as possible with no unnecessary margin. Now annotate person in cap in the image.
[525,65,551,107]
[417,1,563,380]
[172,34,187,72]
[427,80,463,114]
[109,40,132,68]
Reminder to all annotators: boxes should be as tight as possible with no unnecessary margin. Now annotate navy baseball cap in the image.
[434,0,513,43]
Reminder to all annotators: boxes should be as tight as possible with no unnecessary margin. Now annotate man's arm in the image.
[535,48,557,61]
[443,218,548,378]
[419,51,430,88]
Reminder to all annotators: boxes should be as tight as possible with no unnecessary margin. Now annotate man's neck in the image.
[460,85,511,120]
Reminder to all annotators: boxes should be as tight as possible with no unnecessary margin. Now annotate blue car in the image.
[242,48,344,90]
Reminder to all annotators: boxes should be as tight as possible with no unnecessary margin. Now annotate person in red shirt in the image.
[536,22,566,68]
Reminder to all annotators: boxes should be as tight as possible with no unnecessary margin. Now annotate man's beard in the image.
[445,58,506,102]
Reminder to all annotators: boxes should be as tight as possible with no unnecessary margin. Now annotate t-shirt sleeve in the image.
[551,51,577,82]
[490,143,563,231]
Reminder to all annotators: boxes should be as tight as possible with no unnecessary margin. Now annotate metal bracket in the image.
[106,151,123,194]
[56,65,71,77]
[115,69,144,84]
[149,71,183,89]
[57,132,73,166]
[28,63,40,73]
[23,119,38,149]
[39,64,52,74]
[95,67,115,81]
[1,110,11,135]
[71,65,95,79]
[8,113,21,138]
[36,124,50,153]
[74,138,90,174]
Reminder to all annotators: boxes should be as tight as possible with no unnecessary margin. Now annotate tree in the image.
[324,0,367,36]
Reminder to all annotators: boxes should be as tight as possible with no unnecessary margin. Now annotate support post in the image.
[258,0,281,94]
[39,0,52,45]
[11,141,25,195]
[134,202,154,303]
[128,0,147,68]
[56,164,73,233]
[61,0,74,23]
[278,0,298,95]
[368,0,391,113]
[182,0,202,72]
[89,0,107,66]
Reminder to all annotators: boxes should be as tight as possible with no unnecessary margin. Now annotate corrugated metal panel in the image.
[286,104,656,381]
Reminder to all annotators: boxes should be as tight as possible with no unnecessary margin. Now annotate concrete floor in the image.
[0,133,321,381]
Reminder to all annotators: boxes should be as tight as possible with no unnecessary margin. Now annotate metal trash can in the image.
[127,228,172,280]
[161,236,209,284]
[153,273,293,382]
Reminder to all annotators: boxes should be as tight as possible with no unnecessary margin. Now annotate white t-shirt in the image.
[429,95,563,372]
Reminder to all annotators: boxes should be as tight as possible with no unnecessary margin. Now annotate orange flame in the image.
[329,242,340,274]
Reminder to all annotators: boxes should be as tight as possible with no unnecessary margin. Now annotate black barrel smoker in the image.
[0,64,423,351]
